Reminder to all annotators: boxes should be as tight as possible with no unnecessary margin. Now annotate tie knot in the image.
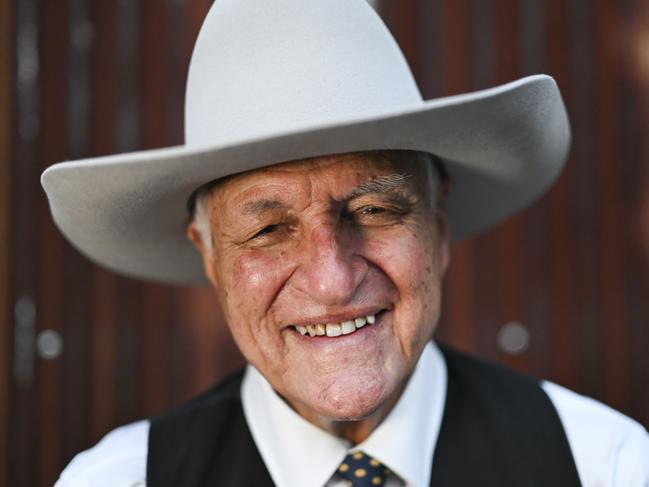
[336,451,390,486]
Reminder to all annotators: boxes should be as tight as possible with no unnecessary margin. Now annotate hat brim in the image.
[41,74,570,285]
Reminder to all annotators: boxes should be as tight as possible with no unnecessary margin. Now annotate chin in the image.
[309,374,393,422]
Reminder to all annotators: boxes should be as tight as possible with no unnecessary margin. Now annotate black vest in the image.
[147,346,582,486]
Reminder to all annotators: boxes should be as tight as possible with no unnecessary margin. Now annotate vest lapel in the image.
[147,371,274,487]
[429,346,582,487]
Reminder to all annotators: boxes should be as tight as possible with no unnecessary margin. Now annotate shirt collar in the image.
[241,341,447,487]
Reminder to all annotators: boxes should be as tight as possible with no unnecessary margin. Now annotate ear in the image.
[432,180,452,273]
[434,210,451,274]
[186,221,219,288]
[436,181,451,208]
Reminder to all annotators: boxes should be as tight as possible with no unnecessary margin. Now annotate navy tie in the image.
[336,451,390,486]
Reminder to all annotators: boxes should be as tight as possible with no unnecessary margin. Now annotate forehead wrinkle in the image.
[344,173,413,200]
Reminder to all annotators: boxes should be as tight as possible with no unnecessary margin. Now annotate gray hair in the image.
[193,186,215,254]
[191,151,446,254]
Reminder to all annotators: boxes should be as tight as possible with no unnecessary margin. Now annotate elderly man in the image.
[44,0,649,486]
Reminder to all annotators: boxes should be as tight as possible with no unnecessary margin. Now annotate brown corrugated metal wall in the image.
[0,0,12,482]
[381,0,649,418]
[3,1,648,485]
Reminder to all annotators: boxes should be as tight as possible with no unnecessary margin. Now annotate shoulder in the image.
[55,420,149,487]
[543,381,649,486]
[153,368,245,423]
[55,371,246,487]
[438,344,544,396]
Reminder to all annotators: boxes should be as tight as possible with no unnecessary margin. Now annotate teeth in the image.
[326,323,342,337]
[294,314,377,337]
[341,320,355,334]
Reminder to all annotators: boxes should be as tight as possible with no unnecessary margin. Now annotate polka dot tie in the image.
[336,451,390,486]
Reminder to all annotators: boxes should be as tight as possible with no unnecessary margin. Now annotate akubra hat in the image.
[41,0,570,285]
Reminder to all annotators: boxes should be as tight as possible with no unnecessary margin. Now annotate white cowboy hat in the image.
[41,0,570,285]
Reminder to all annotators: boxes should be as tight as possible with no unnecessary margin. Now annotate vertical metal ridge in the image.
[417,0,443,99]
[66,0,93,159]
[88,0,118,445]
[165,0,186,146]
[11,0,40,484]
[165,0,182,406]
[0,1,13,485]
[472,0,503,363]
[139,0,173,414]
[518,0,552,380]
[39,0,71,482]
[469,0,495,89]
[113,0,144,425]
[545,0,580,392]
[438,0,472,95]
[567,0,601,398]
[57,0,94,474]
[491,0,531,372]
[621,3,649,423]
[516,0,553,377]
[115,0,140,152]
[593,0,631,413]
[519,0,546,75]
[436,0,479,354]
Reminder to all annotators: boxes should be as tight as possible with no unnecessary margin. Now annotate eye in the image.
[354,204,393,218]
[348,202,408,227]
[251,224,280,239]
[360,205,385,215]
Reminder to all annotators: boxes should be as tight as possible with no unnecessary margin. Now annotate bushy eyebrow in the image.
[344,173,412,200]
[241,199,288,215]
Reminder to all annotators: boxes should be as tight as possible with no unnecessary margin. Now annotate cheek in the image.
[368,231,444,343]
[370,231,439,292]
[234,253,279,291]
[212,251,295,371]
[214,251,294,332]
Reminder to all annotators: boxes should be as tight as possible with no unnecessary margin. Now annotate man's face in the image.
[190,152,449,427]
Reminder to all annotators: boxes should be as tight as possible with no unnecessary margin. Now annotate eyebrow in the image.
[345,173,412,200]
[241,198,288,215]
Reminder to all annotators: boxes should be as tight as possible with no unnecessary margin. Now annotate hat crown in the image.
[185,0,423,148]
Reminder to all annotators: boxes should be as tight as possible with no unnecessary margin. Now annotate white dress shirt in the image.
[55,342,649,487]
[241,341,446,486]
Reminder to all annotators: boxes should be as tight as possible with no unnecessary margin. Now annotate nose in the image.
[290,222,368,305]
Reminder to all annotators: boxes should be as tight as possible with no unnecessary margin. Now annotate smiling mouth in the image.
[292,314,377,338]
